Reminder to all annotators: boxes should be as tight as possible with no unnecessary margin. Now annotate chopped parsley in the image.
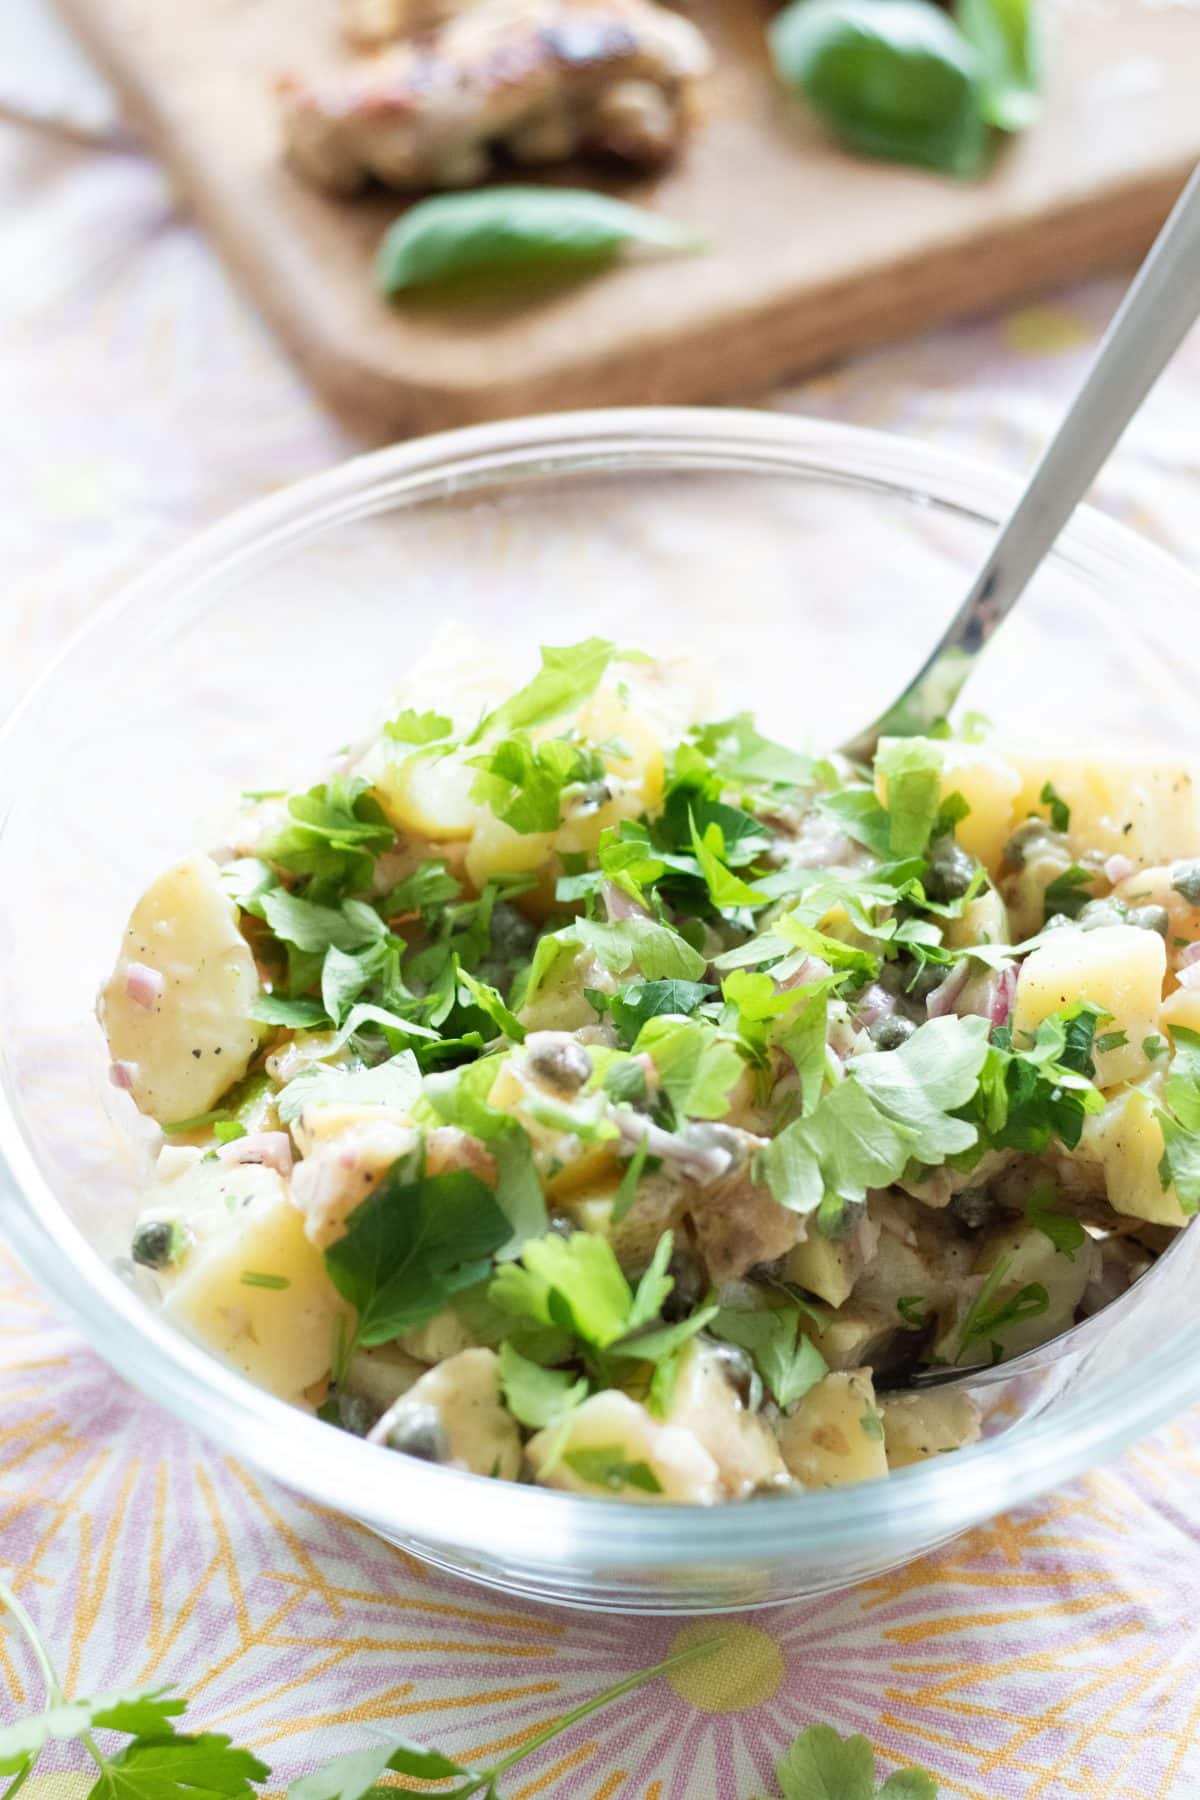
[1039,781,1071,831]
[562,1447,663,1493]
[1042,864,1093,922]
[709,1301,827,1409]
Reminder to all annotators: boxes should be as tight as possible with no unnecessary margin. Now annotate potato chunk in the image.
[776,1370,889,1488]
[290,1105,420,1249]
[663,1343,786,1498]
[100,854,263,1125]
[374,1348,521,1479]
[146,1161,351,1403]
[527,1390,720,1503]
[782,1218,876,1309]
[875,738,1022,871]
[370,745,479,841]
[882,1391,981,1469]
[1079,1081,1189,1227]
[937,1220,1097,1364]
[1113,863,1200,974]
[1012,924,1165,1088]
[464,682,667,890]
[1006,752,1200,865]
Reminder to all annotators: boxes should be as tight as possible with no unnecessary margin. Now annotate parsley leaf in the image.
[469,639,616,742]
[490,1230,636,1348]
[876,739,945,858]
[955,1253,1049,1359]
[634,1014,745,1120]
[710,1302,827,1409]
[1157,1024,1200,1215]
[0,1690,186,1770]
[609,979,715,1042]
[775,1723,938,1799]
[96,1730,271,1799]
[523,916,706,1002]
[760,1017,989,1228]
[255,890,385,957]
[383,708,454,746]
[687,714,814,791]
[1043,865,1093,922]
[977,1003,1105,1152]
[276,1054,422,1125]
[1025,1183,1086,1260]
[324,1149,512,1348]
[1039,781,1071,832]
[816,785,893,857]
[470,733,602,834]
[257,777,393,898]
[251,995,329,1029]
[454,963,526,1042]
[497,1341,588,1429]
[379,859,462,916]
[562,1448,663,1493]
[489,1228,695,1367]
[850,1015,989,1162]
[688,812,769,909]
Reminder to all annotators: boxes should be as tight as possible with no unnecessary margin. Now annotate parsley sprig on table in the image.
[0,1583,939,1799]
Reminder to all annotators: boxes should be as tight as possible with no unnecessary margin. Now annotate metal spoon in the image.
[842,162,1200,766]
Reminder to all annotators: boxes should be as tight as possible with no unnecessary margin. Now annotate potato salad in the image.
[99,636,1200,1503]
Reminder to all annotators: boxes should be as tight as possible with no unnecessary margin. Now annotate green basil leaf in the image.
[770,0,989,178]
[955,0,1041,130]
[377,188,701,295]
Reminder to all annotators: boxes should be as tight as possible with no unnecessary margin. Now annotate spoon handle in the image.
[843,162,1200,765]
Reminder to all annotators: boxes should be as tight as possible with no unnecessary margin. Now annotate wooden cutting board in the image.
[53,0,1200,438]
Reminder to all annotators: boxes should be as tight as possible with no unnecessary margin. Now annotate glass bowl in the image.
[3,407,1199,1615]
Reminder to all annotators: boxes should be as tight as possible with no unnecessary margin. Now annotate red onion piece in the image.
[125,962,165,1010]
[603,882,649,924]
[220,1131,293,1176]
[109,1060,138,1091]
[854,982,895,1029]
[925,964,970,1018]
[1104,854,1137,887]
[1180,941,1200,968]
[988,963,1018,1028]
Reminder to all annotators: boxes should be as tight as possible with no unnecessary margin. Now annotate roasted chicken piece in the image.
[278,0,711,194]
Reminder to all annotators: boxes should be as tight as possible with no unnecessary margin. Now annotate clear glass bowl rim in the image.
[2,404,1198,1576]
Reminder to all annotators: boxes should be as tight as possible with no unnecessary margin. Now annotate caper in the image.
[925,838,977,903]
[488,901,538,962]
[709,1341,763,1412]
[1126,904,1169,937]
[752,1473,796,1498]
[661,1248,707,1320]
[526,1033,593,1093]
[1003,819,1063,870]
[378,1401,449,1463]
[1078,899,1127,932]
[131,1218,182,1270]
[547,1211,576,1240]
[950,1187,995,1231]
[336,1392,379,1438]
[908,963,947,1004]
[1172,861,1200,906]
[870,1014,916,1050]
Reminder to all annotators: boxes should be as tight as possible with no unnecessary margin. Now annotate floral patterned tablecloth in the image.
[5,17,1200,1798]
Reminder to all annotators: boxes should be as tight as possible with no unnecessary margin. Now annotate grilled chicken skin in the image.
[278,0,711,194]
